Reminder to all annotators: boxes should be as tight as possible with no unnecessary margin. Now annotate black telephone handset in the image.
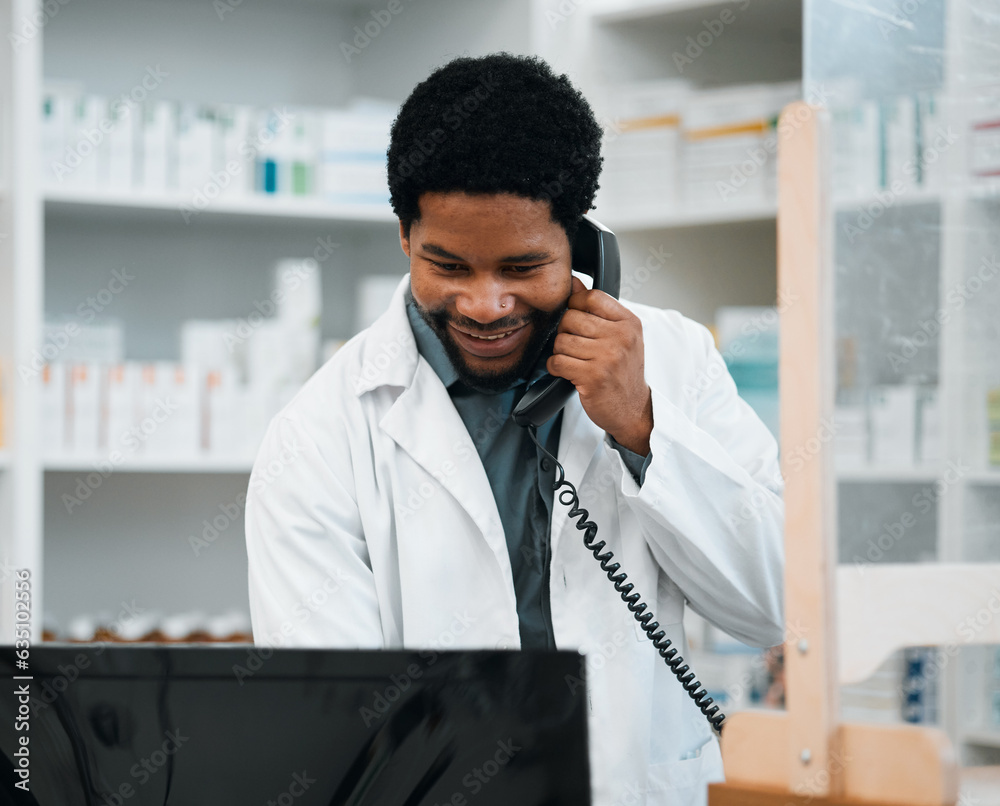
[511,214,621,428]
[514,215,726,734]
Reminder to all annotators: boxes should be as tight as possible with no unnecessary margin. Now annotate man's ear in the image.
[399,221,410,258]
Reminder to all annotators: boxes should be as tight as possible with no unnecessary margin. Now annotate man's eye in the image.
[431,261,465,272]
[507,264,543,273]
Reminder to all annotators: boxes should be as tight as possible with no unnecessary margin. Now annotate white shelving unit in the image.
[1,0,799,665]
[807,0,1000,767]
[44,187,398,224]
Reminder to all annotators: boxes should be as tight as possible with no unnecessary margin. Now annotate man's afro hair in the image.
[387,52,604,240]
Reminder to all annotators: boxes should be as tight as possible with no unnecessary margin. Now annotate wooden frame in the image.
[709,101,1000,806]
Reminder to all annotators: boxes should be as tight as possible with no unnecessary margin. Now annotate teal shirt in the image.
[405,289,649,648]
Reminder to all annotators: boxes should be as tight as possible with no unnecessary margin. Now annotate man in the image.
[245,53,784,806]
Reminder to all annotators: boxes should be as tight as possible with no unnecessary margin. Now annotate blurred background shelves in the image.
[602,197,777,231]
[835,467,944,483]
[42,455,255,474]
[44,187,396,225]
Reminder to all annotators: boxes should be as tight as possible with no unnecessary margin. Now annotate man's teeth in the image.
[470,331,512,340]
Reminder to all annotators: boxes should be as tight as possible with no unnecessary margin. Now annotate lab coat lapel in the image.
[379,359,509,561]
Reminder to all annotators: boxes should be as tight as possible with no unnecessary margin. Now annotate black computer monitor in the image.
[0,646,590,805]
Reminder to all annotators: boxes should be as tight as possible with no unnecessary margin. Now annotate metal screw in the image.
[797,639,809,654]
[800,749,812,764]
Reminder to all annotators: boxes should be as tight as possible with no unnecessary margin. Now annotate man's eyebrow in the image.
[420,243,553,263]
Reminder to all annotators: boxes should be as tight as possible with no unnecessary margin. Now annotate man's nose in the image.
[454,277,513,324]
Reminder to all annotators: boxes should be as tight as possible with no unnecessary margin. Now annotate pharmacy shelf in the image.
[962,730,1000,750]
[43,187,397,225]
[966,471,1000,486]
[591,0,766,22]
[602,199,777,232]
[832,187,943,213]
[43,455,255,474]
[968,181,1000,202]
[835,466,943,483]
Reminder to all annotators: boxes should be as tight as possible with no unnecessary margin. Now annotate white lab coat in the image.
[245,275,784,806]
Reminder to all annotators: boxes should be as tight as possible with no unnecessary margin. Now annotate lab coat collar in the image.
[351,275,420,396]
[372,277,510,567]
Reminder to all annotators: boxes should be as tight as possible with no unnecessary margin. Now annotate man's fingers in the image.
[553,331,600,360]
[546,352,590,384]
[558,308,609,340]
[567,284,629,320]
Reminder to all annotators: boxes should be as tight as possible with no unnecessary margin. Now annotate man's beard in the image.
[414,301,566,394]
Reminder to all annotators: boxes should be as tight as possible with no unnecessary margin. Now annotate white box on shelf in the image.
[870,385,917,467]
[217,104,255,198]
[831,99,880,200]
[274,257,322,382]
[40,83,81,187]
[64,93,106,190]
[288,107,321,197]
[884,95,917,192]
[139,100,175,193]
[103,97,136,191]
[916,386,942,465]
[968,87,1000,183]
[204,369,244,457]
[319,107,393,205]
[176,104,216,195]
[916,92,945,191]
[140,363,199,457]
[43,318,124,365]
[41,364,68,456]
[181,319,244,378]
[595,79,688,217]
[68,363,101,455]
[102,363,141,456]
[834,403,868,469]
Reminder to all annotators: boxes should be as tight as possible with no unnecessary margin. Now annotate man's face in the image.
[401,191,573,393]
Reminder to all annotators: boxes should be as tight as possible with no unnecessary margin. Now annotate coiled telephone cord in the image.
[528,426,726,734]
